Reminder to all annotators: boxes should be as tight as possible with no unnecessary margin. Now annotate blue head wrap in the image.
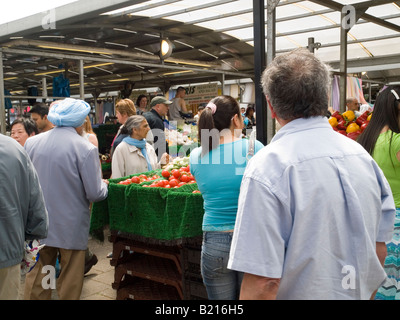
[48,98,91,127]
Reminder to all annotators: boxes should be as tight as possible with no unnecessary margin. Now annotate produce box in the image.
[90,169,204,245]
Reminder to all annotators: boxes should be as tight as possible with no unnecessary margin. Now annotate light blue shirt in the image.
[228,116,395,300]
[190,138,263,231]
[25,127,108,250]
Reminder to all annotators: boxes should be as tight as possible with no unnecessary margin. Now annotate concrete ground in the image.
[18,228,116,300]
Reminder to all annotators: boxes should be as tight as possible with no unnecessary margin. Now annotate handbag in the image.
[21,240,45,275]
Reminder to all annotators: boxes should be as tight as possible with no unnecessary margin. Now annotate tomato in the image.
[131,176,140,184]
[169,179,179,188]
[178,182,186,187]
[171,169,181,179]
[164,184,171,188]
[161,170,170,178]
[192,190,201,193]
[139,174,147,180]
[180,174,190,183]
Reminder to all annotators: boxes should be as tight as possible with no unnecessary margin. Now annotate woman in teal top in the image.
[190,95,263,300]
[358,86,400,300]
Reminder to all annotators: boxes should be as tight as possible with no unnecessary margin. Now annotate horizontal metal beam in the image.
[1,47,252,78]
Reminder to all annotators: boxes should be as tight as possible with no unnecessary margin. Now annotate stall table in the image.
[90,169,207,300]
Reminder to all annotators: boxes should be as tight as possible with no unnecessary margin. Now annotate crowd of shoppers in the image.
[1,49,399,301]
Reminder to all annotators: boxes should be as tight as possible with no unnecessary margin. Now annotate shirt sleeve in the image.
[25,156,48,241]
[228,176,292,278]
[80,147,108,202]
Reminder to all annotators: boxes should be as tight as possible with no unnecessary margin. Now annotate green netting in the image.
[90,169,204,244]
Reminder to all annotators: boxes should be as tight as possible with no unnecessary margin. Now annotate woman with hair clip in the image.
[189,95,264,300]
[357,86,400,300]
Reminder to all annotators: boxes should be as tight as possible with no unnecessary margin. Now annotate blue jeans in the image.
[201,231,243,300]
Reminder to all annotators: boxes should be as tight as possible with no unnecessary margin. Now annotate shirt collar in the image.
[271,116,331,143]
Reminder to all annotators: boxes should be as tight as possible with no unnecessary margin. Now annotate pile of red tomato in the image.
[118,165,200,193]
[145,166,196,189]
[329,110,372,140]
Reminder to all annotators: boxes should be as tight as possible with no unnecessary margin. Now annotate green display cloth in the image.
[90,169,204,245]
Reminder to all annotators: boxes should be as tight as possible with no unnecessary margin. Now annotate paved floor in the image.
[18,229,116,300]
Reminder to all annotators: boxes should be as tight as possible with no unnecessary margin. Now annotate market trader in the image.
[24,98,109,300]
[0,134,48,300]
[169,86,188,121]
[143,96,172,161]
[228,48,396,300]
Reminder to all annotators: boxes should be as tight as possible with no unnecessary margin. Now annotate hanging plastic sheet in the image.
[52,74,70,97]
[330,75,368,111]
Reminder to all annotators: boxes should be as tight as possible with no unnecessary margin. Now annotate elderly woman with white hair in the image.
[111,115,169,179]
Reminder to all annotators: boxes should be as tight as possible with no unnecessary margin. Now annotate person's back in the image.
[0,135,48,299]
[25,126,107,250]
[242,116,394,299]
[190,139,263,231]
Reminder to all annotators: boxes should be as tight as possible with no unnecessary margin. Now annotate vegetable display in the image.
[117,156,200,192]
[329,110,372,140]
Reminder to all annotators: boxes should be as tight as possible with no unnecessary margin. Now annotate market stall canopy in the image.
[1,0,400,98]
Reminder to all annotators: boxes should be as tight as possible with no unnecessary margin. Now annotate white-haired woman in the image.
[111,115,169,179]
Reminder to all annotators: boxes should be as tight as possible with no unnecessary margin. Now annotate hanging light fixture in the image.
[160,38,173,60]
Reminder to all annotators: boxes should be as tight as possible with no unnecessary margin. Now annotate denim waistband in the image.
[203,231,234,244]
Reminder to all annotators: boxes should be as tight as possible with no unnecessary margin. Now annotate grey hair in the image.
[123,115,146,135]
[261,48,331,121]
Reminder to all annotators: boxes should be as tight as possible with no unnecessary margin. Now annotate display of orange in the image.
[346,122,360,134]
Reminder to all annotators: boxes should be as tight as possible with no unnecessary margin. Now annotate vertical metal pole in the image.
[253,0,267,145]
[79,59,85,100]
[308,37,315,53]
[221,73,225,95]
[265,0,279,143]
[0,50,6,135]
[42,77,47,102]
[340,11,348,113]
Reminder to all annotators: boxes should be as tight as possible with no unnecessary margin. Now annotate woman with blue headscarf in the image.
[111,115,169,179]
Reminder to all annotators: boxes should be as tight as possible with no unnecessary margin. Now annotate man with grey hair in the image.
[228,49,395,300]
[24,98,109,300]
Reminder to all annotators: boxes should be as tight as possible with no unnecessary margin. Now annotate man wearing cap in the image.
[24,98,109,300]
[143,96,172,160]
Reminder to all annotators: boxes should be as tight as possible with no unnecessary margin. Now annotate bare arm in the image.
[370,241,387,299]
[240,273,281,300]
[180,98,188,113]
